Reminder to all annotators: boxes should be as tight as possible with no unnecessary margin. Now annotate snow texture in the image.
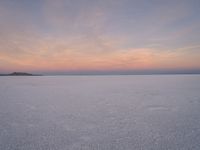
[0,75,200,150]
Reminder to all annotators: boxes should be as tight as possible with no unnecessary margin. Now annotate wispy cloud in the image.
[0,0,200,73]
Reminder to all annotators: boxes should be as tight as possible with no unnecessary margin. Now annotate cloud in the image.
[0,0,200,73]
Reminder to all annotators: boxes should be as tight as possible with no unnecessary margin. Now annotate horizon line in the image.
[1,69,200,76]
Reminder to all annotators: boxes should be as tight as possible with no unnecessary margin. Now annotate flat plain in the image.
[0,75,200,150]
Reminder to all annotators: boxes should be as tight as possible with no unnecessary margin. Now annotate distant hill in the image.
[0,72,42,76]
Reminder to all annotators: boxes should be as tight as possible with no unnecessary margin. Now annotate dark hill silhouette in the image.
[0,72,42,76]
[9,72,33,76]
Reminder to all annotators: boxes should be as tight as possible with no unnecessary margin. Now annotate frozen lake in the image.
[0,75,200,150]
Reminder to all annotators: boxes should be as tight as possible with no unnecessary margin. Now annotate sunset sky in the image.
[0,0,200,74]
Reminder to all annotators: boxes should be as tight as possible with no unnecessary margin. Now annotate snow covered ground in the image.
[0,75,200,150]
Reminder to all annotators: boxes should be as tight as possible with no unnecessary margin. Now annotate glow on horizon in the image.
[0,0,200,74]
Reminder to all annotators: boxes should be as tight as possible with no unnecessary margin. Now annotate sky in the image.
[0,0,200,74]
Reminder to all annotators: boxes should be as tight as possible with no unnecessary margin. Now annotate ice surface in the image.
[0,75,200,150]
